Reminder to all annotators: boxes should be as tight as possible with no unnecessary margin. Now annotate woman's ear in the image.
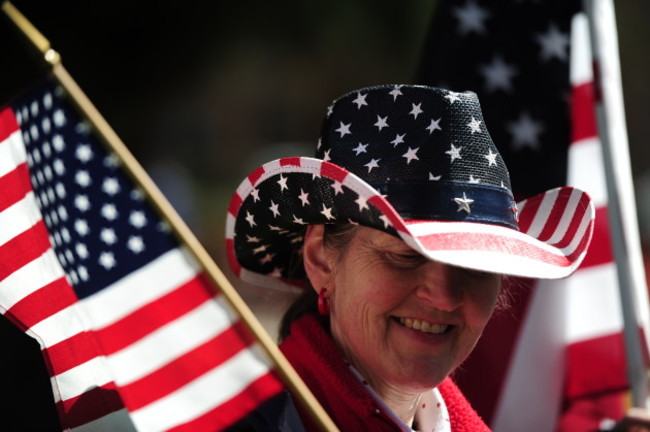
[302,225,333,294]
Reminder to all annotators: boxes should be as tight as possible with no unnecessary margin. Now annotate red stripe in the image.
[368,195,408,232]
[0,220,51,279]
[571,81,598,144]
[417,230,573,267]
[552,192,590,249]
[228,193,243,217]
[517,191,544,234]
[97,274,215,354]
[0,163,32,212]
[579,205,613,268]
[226,238,242,276]
[0,107,19,142]
[320,161,348,184]
[121,320,256,410]
[45,331,105,375]
[536,190,570,242]
[280,157,302,167]
[247,165,266,186]
[56,382,125,429]
[166,372,284,432]
[6,276,76,329]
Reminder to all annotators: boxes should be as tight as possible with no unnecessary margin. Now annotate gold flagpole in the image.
[1,2,338,430]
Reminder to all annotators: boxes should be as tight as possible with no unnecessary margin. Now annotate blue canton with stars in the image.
[13,77,177,299]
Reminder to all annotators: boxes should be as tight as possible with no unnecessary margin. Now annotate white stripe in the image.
[108,296,236,384]
[545,188,589,245]
[557,196,595,257]
[567,137,607,207]
[570,13,592,86]
[0,191,42,245]
[81,248,199,329]
[51,355,114,402]
[30,302,92,348]
[0,128,27,178]
[225,212,236,239]
[70,408,137,432]
[131,343,271,432]
[520,188,561,239]
[566,263,622,341]
[235,180,253,203]
[0,249,64,310]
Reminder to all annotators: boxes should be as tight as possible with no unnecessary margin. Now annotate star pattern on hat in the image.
[454,192,474,213]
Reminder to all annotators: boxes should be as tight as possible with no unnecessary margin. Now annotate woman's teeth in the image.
[399,318,449,334]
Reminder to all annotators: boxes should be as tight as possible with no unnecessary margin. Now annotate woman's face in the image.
[307,225,500,395]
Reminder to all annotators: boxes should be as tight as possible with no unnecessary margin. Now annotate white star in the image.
[410,103,424,119]
[469,175,481,184]
[467,117,482,134]
[335,121,352,137]
[454,193,474,213]
[429,173,442,181]
[536,23,570,62]
[245,211,256,227]
[391,133,406,147]
[485,150,498,166]
[352,92,368,109]
[251,188,261,202]
[445,92,461,104]
[98,251,116,270]
[277,175,289,192]
[53,158,65,175]
[389,86,403,100]
[269,200,280,217]
[75,242,89,259]
[52,108,67,128]
[76,144,93,163]
[322,149,332,162]
[253,244,269,254]
[331,181,344,195]
[100,228,117,245]
[129,210,147,228]
[104,153,120,168]
[365,158,380,172]
[101,203,118,220]
[352,142,368,155]
[379,214,392,228]
[246,234,261,243]
[445,144,462,162]
[298,189,310,206]
[75,170,92,187]
[292,215,307,225]
[480,55,517,93]
[75,219,90,236]
[426,118,442,134]
[508,112,544,151]
[102,177,120,195]
[320,204,335,220]
[75,195,91,212]
[402,147,420,164]
[355,195,369,211]
[260,253,275,264]
[374,115,389,131]
[127,236,145,254]
[43,92,53,109]
[453,0,490,35]
[326,105,334,118]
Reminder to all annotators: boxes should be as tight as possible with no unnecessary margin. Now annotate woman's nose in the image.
[415,262,464,312]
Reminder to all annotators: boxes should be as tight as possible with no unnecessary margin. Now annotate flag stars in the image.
[469,175,481,184]
[445,144,462,162]
[355,195,369,211]
[277,175,289,192]
[75,195,91,212]
[365,158,380,172]
[101,203,119,221]
[259,253,275,265]
[292,215,307,225]
[129,210,147,228]
[508,112,544,151]
[76,144,93,163]
[352,92,368,109]
[98,251,116,270]
[253,244,270,254]
[75,219,90,236]
[245,211,256,227]
[102,177,120,195]
[402,147,420,164]
[352,142,368,155]
[391,133,406,147]
[320,204,335,220]
[251,188,261,202]
[453,0,490,35]
[536,23,570,62]
[322,149,332,162]
[75,170,92,187]
[485,149,498,166]
[468,117,482,134]
[100,228,118,245]
[75,242,89,259]
[445,92,461,104]
[269,201,281,217]
[374,115,389,131]
[480,55,517,93]
[429,172,442,181]
[410,103,424,119]
[331,181,344,195]
[52,108,67,128]
[298,189,310,206]
[454,193,474,213]
[426,118,442,134]
[389,86,403,100]
[127,236,146,254]
[335,121,352,137]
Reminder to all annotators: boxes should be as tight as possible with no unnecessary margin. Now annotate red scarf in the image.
[280,314,491,431]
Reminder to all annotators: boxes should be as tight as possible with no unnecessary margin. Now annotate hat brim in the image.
[226,157,595,291]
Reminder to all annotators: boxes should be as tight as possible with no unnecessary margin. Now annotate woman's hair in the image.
[277,223,513,341]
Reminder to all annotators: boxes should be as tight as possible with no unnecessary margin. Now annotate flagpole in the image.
[1,2,339,430]
[583,0,650,409]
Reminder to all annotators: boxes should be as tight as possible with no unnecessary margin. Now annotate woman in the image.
[225,84,595,431]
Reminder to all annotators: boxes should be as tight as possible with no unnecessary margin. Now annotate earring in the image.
[318,288,330,315]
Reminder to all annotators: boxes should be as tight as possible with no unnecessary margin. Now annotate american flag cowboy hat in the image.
[226,85,595,291]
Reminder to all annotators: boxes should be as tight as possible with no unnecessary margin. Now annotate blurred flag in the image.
[416,0,649,431]
[0,76,283,431]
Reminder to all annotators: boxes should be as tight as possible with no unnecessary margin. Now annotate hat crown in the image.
[317,85,512,191]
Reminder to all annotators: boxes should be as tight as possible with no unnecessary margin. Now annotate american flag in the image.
[416,0,648,430]
[0,76,283,431]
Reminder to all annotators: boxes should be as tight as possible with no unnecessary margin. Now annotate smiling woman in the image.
[224,84,596,431]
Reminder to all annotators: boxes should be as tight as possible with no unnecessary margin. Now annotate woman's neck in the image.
[379,387,422,427]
